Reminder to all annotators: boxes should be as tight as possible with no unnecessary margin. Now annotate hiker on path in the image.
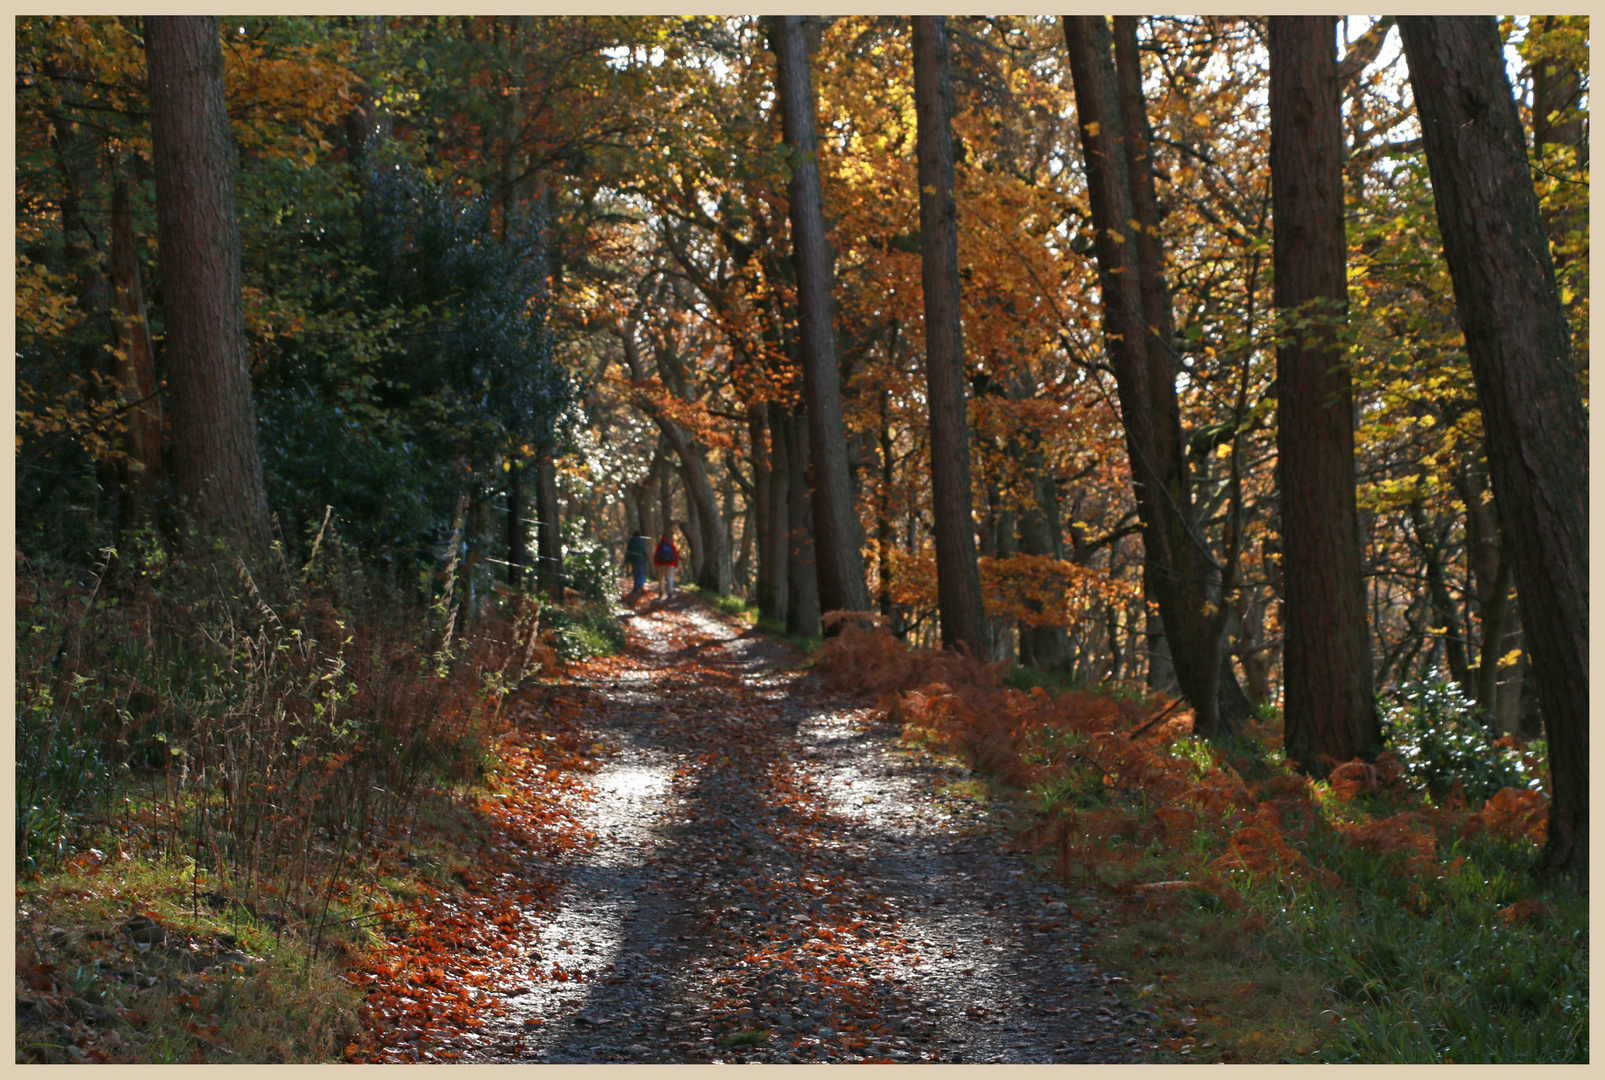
[653,532,680,598]
[623,530,649,598]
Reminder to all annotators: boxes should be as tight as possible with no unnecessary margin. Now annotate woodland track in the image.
[379,594,1153,1064]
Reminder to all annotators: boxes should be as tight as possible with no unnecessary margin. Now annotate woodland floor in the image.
[361,594,1155,1064]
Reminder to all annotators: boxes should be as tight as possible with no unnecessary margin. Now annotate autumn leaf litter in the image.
[349,595,1151,1063]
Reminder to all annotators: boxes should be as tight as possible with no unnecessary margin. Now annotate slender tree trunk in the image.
[1400,15,1588,881]
[749,404,773,607]
[764,401,791,624]
[1270,16,1380,772]
[1497,609,1530,736]
[1064,15,1222,731]
[47,87,121,527]
[1017,468,1070,670]
[535,452,561,597]
[1473,550,1515,720]
[1111,16,1177,375]
[1529,16,1587,264]
[769,15,872,622]
[1457,462,1514,719]
[1408,501,1473,693]
[684,478,705,584]
[146,16,271,553]
[876,389,897,619]
[109,159,164,525]
[785,410,821,636]
[667,433,730,593]
[342,15,391,164]
[506,459,527,587]
[912,15,990,659]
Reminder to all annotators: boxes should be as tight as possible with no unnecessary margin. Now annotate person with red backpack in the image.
[653,531,680,598]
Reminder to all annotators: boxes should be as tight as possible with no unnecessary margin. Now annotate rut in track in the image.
[434,596,1154,1063]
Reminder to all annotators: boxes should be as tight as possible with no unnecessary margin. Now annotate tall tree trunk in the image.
[912,15,990,660]
[683,477,705,583]
[1064,16,1223,732]
[1497,608,1530,737]
[109,158,164,526]
[506,458,527,587]
[1456,462,1514,719]
[658,459,674,551]
[875,389,897,619]
[535,452,561,598]
[1270,16,1380,772]
[748,404,772,603]
[764,401,791,624]
[145,16,271,554]
[342,15,392,165]
[785,409,821,636]
[1111,16,1177,374]
[1399,15,1588,882]
[1529,15,1587,266]
[1408,501,1473,693]
[47,86,120,527]
[770,15,872,622]
[1017,468,1071,670]
[666,432,730,593]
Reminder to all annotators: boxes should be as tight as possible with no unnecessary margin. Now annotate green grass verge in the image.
[931,672,1588,1065]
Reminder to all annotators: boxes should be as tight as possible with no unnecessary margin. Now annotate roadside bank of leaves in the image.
[14,532,627,1063]
[342,685,607,1062]
[812,620,1586,1064]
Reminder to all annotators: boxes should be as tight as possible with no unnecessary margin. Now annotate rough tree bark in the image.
[912,15,991,659]
[1399,15,1588,882]
[763,401,792,625]
[770,15,872,621]
[145,16,271,553]
[875,390,897,619]
[1063,15,1227,733]
[749,403,778,614]
[784,410,821,636]
[1269,15,1381,772]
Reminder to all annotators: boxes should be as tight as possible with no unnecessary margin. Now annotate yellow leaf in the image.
[1499,648,1522,669]
[921,184,937,195]
[1083,120,1100,137]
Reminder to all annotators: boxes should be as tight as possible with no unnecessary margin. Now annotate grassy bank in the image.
[14,540,624,1063]
[811,622,1587,1064]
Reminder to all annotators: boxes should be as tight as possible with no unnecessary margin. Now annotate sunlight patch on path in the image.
[491,745,678,1056]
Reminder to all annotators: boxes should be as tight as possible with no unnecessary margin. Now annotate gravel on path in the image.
[452,595,1154,1064]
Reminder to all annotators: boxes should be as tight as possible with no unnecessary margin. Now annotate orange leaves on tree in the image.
[979,554,1139,629]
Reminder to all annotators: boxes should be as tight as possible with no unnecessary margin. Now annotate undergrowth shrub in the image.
[14,523,548,953]
[542,598,625,660]
[1380,680,1543,802]
[812,624,1578,1064]
[560,519,615,603]
[16,571,126,864]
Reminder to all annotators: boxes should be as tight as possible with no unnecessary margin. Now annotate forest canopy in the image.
[15,15,1588,874]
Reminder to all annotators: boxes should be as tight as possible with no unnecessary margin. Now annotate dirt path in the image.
[434,597,1154,1063]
